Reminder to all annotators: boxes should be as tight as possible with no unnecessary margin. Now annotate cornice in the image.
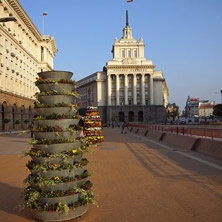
[104,64,156,72]
[0,89,35,102]
[4,0,42,41]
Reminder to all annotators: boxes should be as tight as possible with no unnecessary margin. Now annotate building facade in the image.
[77,11,168,124]
[0,0,57,131]
[184,96,215,118]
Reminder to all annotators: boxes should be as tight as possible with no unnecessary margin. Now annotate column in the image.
[124,74,128,105]
[133,74,137,105]
[149,76,154,105]
[107,74,111,106]
[141,74,145,105]
[116,74,120,105]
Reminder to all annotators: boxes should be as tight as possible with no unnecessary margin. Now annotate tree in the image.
[213,104,222,117]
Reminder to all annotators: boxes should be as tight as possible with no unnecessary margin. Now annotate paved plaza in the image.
[0,128,222,222]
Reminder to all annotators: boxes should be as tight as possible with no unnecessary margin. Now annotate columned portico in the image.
[116,74,120,105]
[124,74,128,105]
[150,76,154,105]
[133,74,137,105]
[107,74,111,106]
[141,74,145,105]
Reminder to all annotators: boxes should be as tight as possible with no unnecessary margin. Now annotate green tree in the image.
[213,104,222,117]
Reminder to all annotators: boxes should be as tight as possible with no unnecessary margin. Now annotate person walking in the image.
[29,121,34,138]
[123,122,128,134]
[121,122,124,134]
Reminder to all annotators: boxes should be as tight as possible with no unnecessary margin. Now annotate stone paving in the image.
[0,128,222,222]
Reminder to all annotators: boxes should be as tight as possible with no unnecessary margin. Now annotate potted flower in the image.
[15,120,20,131]
[3,118,10,132]
[24,120,29,130]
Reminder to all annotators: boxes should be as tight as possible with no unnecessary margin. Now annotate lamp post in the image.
[0,17,17,22]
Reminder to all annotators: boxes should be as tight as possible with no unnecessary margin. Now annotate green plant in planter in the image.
[3,118,10,124]
[24,120,29,124]
[15,120,21,124]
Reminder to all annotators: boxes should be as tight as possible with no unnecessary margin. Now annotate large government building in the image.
[77,11,168,124]
[0,0,57,131]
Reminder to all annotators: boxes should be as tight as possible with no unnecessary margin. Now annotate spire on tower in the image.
[126,10,129,26]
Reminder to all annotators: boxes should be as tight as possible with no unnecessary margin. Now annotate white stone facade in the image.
[77,11,168,124]
[0,0,57,131]
[0,0,57,99]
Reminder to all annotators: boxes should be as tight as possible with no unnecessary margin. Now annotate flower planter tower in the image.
[84,106,104,147]
[24,71,94,221]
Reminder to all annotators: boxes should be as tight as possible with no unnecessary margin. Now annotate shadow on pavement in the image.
[0,182,33,220]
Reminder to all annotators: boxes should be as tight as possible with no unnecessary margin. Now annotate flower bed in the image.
[83,106,104,146]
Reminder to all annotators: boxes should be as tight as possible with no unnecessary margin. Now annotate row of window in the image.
[121,49,137,58]
[111,91,149,97]
[111,75,149,80]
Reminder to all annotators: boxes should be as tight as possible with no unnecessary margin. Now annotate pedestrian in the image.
[29,121,34,138]
[112,122,114,128]
[124,122,128,134]
[121,122,124,134]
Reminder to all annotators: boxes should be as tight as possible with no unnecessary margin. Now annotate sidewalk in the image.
[0,128,222,222]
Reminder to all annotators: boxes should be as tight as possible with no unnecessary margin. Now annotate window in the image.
[137,83,140,89]
[111,75,115,80]
[120,75,124,80]
[146,100,149,105]
[128,82,132,88]
[134,50,137,57]
[112,82,115,89]
[145,83,149,88]
[120,82,124,88]
[128,75,132,80]
[145,91,149,96]
[145,75,149,80]
[137,75,141,80]
[120,91,124,96]
[128,91,132,96]
[122,50,125,58]
[128,50,131,58]
[128,100,132,105]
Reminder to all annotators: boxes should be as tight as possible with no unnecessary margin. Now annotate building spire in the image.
[126,10,129,26]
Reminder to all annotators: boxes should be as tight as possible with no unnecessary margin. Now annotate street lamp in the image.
[0,17,17,23]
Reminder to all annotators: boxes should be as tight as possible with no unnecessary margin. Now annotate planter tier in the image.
[34,178,87,191]
[38,193,79,205]
[37,83,74,93]
[35,131,80,140]
[32,168,85,178]
[32,154,83,164]
[37,70,73,81]
[31,204,88,222]
[34,119,79,128]
[34,107,76,117]
[33,142,82,154]
[38,95,76,105]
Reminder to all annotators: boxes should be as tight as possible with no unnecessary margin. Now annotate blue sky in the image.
[18,0,222,110]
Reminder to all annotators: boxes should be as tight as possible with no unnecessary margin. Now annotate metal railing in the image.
[128,123,222,140]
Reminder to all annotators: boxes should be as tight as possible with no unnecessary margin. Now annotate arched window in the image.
[128,50,131,58]
[119,112,124,122]
[128,111,134,122]
[138,111,143,122]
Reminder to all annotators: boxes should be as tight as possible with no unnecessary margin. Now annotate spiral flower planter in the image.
[31,204,88,222]
[37,83,74,93]
[37,70,73,80]
[38,95,76,105]
[24,71,91,221]
[34,107,76,116]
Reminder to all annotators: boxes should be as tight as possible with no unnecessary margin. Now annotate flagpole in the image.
[42,14,44,35]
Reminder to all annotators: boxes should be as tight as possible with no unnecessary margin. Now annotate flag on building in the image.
[43,12,48,16]
[127,0,133,3]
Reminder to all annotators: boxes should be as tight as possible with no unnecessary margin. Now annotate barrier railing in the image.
[128,124,222,140]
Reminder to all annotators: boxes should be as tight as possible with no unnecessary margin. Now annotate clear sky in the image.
[18,0,222,110]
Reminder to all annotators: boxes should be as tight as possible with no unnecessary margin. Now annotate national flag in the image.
[43,12,48,16]
[127,0,133,3]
